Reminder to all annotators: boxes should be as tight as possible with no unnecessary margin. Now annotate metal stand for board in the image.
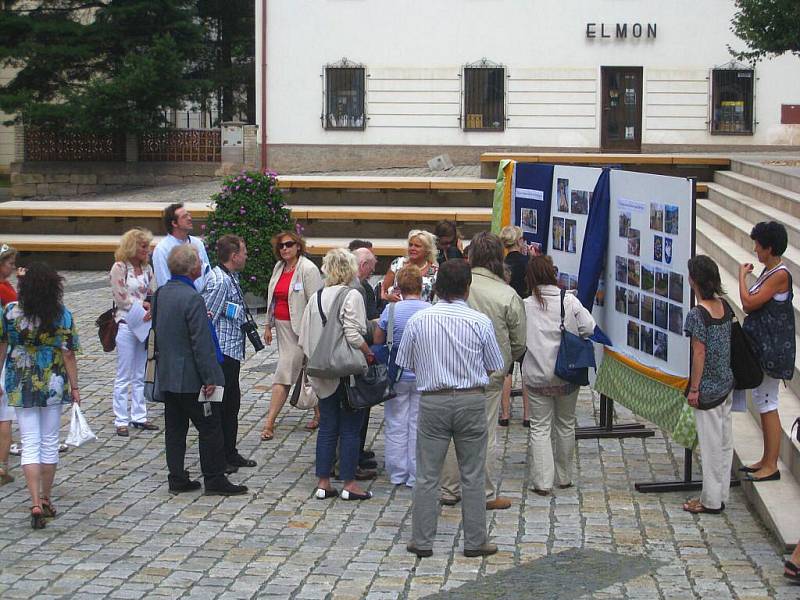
[575,394,655,440]
[635,447,741,493]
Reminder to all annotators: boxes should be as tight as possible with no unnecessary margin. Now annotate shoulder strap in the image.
[316,289,326,326]
[720,298,737,322]
[559,288,566,331]
[387,302,396,350]
[151,287,161,353]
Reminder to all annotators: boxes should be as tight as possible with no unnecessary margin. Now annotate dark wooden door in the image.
[601,67,643,152]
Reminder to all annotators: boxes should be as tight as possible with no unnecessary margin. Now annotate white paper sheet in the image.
[126,302,152,343]
[198,386,224,403]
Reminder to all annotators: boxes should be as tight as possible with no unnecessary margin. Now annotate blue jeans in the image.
[316,384,362,481]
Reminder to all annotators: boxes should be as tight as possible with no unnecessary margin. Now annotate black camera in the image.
[241,320,264,353]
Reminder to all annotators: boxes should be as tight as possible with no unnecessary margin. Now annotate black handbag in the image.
[342,364,396,411]
[554,289,595,386]
[723,300,763,390]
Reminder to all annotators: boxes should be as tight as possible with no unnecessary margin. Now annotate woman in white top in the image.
[299,249,374,501]
[381,230,439,303]
[109,228,157,437]
[522,256,595,495]
[738,221,792,482]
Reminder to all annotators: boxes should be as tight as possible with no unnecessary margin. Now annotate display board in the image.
[604,170,694,377]
[547,166,602,291]
[511,163,554,253]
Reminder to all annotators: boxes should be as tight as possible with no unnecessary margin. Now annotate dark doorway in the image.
[601,67,643,152]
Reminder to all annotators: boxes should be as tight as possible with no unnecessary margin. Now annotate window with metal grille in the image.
[710,68,754,135]
[325,67,366,130]
[463,67,505,131]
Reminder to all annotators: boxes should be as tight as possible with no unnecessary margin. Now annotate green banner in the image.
[491,159,512,234]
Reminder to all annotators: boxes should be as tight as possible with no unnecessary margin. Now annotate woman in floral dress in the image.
[0,263,80,529]
[381,229,439,303]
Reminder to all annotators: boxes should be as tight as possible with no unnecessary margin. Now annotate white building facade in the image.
[255,0,800,173]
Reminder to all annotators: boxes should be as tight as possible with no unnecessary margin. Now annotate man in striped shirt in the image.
[397,259,505,559]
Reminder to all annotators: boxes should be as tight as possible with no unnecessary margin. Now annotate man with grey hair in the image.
[154,244,247,496]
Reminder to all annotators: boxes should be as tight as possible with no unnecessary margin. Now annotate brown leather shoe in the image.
[464,543,498,557]
[486,497,512,510]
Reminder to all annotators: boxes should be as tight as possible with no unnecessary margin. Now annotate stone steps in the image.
[714,169,800,219]
[732,159,800,195]
[705,182,800,241]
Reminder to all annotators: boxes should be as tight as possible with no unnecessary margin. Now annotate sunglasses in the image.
[277,241,296,250]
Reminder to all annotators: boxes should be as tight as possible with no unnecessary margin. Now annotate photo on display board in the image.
[641,264,655,292]
[665,205,679,235]
[668,303,684,335]
[627,321,641,350]
[650,203,664,232]
[530,241,543,254]
[627,259,640,287]
[627,289,640,318]
[641,295,654,323]
[565,219,578,253]
[655,267,669,297]
[615,256,627,283]
[520,207,538,234]
[627,228,641,257]
[571,190,589,215]
[552,217,565,251]
[619,211,632,237]
[654,330,668,361]
[557,178,570,212]
[664,237,673,265]
[655,299,668,329]
[641,325,654,355]
[569,275,578,291]
[669,271,684,303]
[595,280,606,307]
[615,285,627,313]
[654,235,663,262]
[557,272,570,290]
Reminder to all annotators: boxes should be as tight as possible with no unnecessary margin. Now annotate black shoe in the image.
[523,419,531,428]
[745,470,780,482]
[738,465,758,473]
[204,478,249,496]
[498,418,509,427]
[355,467,377,481]
[359,458,378,469]
[230,454,257,468]
[440,496,460,506]
[406,542,433,558]
[224,463,239,474]
[361,450,375,460]
[169,479,201,495]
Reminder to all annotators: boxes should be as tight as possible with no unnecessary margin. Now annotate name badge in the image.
[293,282,303,292]
[224,301,241,319]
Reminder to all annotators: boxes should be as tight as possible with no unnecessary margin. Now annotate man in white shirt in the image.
[152,203,211,291]
[396,259,505,559]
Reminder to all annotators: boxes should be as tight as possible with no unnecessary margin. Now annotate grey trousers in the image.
[411,389,488,552]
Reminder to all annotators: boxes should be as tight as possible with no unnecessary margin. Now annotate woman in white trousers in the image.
[522,256,595,495]
[110,229,157,437]
[373,265,429,487]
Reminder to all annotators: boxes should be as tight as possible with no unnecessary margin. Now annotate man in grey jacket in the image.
[155,244,247,496]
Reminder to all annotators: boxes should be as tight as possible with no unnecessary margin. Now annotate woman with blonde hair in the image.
[110,228,157,436]
[261,230,323,440]
[299,248,373,501]
[381,229,439,303]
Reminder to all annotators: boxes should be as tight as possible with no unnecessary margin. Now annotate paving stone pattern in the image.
[0,270,796,599]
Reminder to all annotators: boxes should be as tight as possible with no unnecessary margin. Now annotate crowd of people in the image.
[0,206,796,577]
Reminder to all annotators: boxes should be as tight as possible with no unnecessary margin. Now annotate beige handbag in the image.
[290,361,318,410]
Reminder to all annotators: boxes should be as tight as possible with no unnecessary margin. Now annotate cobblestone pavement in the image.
[0,270,796,599]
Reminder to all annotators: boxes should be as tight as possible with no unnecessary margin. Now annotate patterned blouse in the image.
[1,302,80,408]
[389,256,438,303]
[110,261,156,323]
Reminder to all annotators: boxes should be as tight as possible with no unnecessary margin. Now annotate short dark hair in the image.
[217,234,243,263]
[750,221,788,257]
[687,255,724,300]
[348,239,373,251]
[434,259,471,301]
[434,220,459,242]
[468,232,506,279]
[163,202,184,234]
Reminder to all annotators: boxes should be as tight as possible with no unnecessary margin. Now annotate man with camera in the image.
[203,234,259,474]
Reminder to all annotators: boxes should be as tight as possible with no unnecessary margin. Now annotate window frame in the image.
[709,64,755,136]
[461,59,507,132]
[322,58,367,132]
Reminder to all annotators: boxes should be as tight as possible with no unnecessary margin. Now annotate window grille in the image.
[324,60,366,131]
[710,66,754,135]
[463,61,505,131]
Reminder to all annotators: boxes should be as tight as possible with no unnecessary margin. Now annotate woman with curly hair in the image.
[381,230,439,303]
[0,263,80,529]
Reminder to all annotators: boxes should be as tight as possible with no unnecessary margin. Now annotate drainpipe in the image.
[260,0,268,171]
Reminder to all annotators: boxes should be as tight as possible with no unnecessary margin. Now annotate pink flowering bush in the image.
[205,170,293,298]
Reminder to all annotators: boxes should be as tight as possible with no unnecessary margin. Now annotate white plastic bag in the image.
[65,403,96,447]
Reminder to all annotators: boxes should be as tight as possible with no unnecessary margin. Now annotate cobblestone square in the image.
[0,271,795,599]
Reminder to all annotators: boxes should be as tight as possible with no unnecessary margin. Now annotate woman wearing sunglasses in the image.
[261,231,323,440]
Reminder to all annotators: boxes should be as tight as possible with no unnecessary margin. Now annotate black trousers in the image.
[220,355,242,461]
[164,391,226,487]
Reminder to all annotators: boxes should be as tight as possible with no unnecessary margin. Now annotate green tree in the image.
[730,0,800,61]
[0,0,205,132]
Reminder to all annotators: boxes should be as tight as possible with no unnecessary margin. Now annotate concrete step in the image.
[714,170,800,219]
[705,183,800,241]
[696,199,800,277]
[732,160,800,195]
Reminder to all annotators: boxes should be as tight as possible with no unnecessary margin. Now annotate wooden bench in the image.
[277,176,495,191]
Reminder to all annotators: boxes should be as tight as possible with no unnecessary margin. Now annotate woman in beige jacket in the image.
[261,231,323,440]
[522,256,595,495]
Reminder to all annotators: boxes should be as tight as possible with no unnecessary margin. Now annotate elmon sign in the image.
[586,23,657,39]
